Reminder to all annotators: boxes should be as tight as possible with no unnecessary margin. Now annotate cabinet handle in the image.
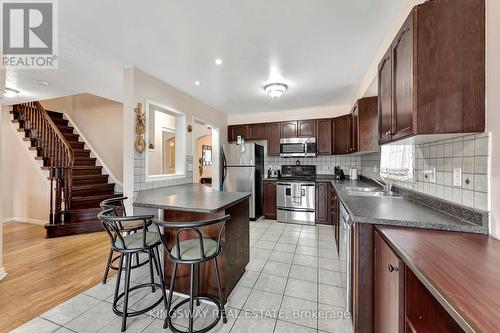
[388,264,399,272]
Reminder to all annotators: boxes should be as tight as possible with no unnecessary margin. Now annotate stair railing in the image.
[14,101,74,224]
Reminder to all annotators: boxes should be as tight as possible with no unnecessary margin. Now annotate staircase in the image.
[11,102,121,238]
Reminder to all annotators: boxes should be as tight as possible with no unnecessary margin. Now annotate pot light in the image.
[215,58,223,66]
[1,87,20,98]
[195,81,201,86]
[263,83,288,98]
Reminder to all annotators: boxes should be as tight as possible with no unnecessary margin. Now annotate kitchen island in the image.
[133,183,251,298]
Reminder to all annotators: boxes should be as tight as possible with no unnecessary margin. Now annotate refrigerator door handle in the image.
[221,148,228,190]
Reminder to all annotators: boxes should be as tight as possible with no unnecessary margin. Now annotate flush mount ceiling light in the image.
[263,83,288,98]
[215,58,223,66]
[1,87,20,98]
[194,81,201,86]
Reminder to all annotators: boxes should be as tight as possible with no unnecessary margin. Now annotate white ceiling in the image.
[2,0,405,113]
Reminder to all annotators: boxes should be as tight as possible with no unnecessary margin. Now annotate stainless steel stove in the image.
[277,165,316,225]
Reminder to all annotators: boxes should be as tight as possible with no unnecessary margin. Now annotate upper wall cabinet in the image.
[316,118,333,155]
[266,122,281,156]
[378,0,485,144]
[228,124,249,142]
[353,97,379,152]
[332,115,352,155]
[298,120,316,137]
[248,123,267,140]
[280,121,298,138]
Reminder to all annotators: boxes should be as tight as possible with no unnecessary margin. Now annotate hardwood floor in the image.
[0,222,113,333]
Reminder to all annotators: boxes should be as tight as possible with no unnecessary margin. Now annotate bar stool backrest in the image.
[98,208,154,252]
[153,215,231,263]
[100,196,127,217]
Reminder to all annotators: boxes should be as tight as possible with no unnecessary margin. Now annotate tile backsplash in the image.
[265,155,362,175]
[361,133,490,211]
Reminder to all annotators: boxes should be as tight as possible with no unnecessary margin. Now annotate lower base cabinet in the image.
[373,230,465,333]
[263,180,277,220]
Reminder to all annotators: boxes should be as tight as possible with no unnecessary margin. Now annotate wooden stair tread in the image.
[72,183,114,190]
[72,193,122,202]
[72,174,108,179]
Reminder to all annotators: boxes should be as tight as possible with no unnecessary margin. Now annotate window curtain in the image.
[380,144,415,182]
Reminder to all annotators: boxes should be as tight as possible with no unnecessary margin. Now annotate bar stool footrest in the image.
[113,282,163,317]
[168,295,225,333]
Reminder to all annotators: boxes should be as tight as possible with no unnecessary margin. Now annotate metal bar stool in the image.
[98,208,168,332]
[153,214,231,333]
[100,197,158,284]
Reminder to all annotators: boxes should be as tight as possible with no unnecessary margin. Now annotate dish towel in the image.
[291,183,302,206]
[380,144,415,182]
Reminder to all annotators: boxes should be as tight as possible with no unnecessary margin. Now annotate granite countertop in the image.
[133,183,251,213]
[323,177,488,234]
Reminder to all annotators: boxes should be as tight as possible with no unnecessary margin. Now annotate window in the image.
[146,100,186,179]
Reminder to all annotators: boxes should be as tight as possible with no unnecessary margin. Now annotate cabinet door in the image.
[228,125,249,142]
[391,14,414,141]
[378,48,393,145]
[298,120,316,137]
[350,104,359,153]
[333,115,352,155]
[266,122,281,156]
[248,123,267,140]
[280,121,298,138]
[263,181,277,220]
[316,119,332,155]
[374,231,405,333]
[315,182,332,225]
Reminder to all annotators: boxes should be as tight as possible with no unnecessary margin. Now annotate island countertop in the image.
[133,183,251,214]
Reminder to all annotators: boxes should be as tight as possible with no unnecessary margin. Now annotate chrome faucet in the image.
[371,178,394,196]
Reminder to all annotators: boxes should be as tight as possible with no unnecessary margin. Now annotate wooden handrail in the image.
[15,101,75,224]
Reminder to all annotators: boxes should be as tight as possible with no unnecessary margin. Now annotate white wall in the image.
[40,93,124,182]
[123,68,228,210]
[228,105,350,125]
[0,105,50,223]
[486,0,500,238]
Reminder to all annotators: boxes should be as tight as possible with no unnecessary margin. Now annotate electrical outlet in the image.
[453,168,462,187]
[423,168,436,183]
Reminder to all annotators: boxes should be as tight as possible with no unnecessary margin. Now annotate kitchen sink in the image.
[344,190,403,198]
[343,186,380,192]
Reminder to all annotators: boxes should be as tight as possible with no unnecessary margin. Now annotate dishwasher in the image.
[339,200,353,314]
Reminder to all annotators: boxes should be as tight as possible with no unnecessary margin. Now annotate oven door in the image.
[277,182,315,210]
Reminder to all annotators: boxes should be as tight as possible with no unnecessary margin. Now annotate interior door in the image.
[392,13,414,141]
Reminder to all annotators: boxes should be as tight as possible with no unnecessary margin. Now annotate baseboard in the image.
[0,267,6,281]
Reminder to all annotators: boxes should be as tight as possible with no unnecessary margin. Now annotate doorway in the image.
[193,119,219,189]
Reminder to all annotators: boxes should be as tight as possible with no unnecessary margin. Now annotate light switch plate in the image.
[453,168,462,187]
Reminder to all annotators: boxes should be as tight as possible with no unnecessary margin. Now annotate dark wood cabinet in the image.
[332,115,352,155]
[228,124,249,142]
[263,180,277,220]
[378,48,393,145]
[248,123,267,140]
[350,104,359,152]
[378,0,485,144]
[374,231,405,333]
[405,267,464,333]
[298,120,316,137]
[316,119,332,155]
[352,97,379,153]
[315,181,332,225]
[391,14,414,141]
[266,122,280,156]
[280,121,298,138]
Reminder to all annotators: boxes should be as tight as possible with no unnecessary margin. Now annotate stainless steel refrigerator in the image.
[221,143,264,220]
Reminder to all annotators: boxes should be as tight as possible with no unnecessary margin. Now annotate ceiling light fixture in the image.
[1,87,20,98]
[195,81,201,86]
[263,83,288,98]
[215,58,223,66]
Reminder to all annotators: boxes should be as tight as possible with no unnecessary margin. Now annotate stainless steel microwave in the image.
[280,137,317,157]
